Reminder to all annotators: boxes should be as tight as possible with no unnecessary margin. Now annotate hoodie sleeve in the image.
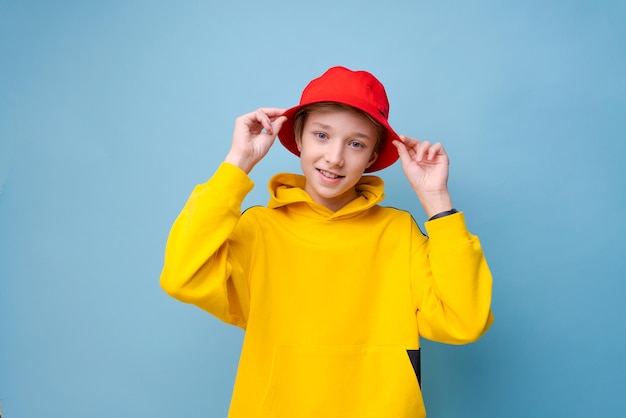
[160,162,255,329]
[412,212,494,344]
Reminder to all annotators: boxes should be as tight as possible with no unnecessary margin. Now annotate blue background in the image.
[1,0,625,417]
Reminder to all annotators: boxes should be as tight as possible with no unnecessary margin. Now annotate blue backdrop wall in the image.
[1,1,625,417]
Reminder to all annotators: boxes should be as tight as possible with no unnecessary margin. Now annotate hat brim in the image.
[277,102,400,173]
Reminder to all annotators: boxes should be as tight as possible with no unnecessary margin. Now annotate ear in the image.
[295,137,302,152]
[365,151,378,169]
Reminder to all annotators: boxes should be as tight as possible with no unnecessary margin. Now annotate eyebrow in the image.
[310,122,373,141]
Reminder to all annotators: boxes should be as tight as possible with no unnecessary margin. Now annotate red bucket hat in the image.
[278,66,401,172]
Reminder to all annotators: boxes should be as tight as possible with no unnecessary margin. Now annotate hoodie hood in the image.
[267,173,386,220]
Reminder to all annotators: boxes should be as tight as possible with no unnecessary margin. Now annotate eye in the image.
[348,141,365,149]
[315,132,328,140]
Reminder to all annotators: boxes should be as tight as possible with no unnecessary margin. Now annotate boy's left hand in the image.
[393,135,453,217]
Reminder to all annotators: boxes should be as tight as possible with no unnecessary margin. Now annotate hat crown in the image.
[300,66,390,120]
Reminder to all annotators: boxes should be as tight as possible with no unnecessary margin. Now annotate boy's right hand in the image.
[225,108,287,174]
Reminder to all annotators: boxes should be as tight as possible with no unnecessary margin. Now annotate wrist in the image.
[418,190,453,219]
[224,151,255,174]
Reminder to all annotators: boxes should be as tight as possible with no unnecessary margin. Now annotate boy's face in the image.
[297,108,379,212]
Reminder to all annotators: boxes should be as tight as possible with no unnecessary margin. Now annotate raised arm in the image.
[160,108,286,327]
[394,135,493,342]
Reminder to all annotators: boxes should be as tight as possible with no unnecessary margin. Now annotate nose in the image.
[325,141,344,167]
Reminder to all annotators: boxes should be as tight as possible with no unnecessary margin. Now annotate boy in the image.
[160,66,493,417]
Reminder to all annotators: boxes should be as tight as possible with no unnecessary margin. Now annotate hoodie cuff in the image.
[192,162,255,209]
[424,212,473,252]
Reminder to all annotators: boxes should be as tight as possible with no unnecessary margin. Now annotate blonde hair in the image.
[293,102,384,153]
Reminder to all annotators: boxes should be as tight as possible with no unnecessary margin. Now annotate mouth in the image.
[317,169,344,179]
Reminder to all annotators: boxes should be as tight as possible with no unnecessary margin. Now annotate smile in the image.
[318,169,344,179]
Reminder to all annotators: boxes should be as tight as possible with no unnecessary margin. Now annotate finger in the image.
[258,107,288,117]
[399,135,421,149]
[259,109,289,135]
[415,140,432,162]
[400,135,426,159]
[237,109,266,127]
[238,108,284,133]
[427,142,445,160]
[392,139,412,166]
[252,108,275,134]
[271,116,288,136]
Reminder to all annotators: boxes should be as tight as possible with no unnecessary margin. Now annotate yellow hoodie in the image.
[161,162,493,418]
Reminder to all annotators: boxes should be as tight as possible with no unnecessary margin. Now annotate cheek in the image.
[298,146,315,169]
[297,138,320,159]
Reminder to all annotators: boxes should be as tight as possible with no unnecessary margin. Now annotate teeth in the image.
[320,170,339,179]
